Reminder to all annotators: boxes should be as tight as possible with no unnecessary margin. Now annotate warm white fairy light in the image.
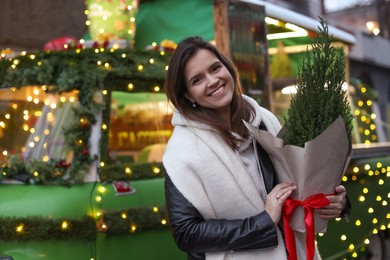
[130,224,137,232]
[98,186,106,193]
[16,224,24,233]
[152,166,160,174]
[61,221,68,230]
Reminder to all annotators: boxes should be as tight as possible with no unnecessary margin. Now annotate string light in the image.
[130,224,137,233]
[61,221,69,230]
[152,166,160,174]
[16,224,24,233]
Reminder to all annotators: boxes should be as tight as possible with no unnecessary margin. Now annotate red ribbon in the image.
[282,193,330,260]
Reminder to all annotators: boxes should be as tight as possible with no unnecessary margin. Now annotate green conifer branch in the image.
[284,17,353,147]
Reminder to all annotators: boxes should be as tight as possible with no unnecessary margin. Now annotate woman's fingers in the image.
[316,185,347,219]
[265,183,296,224]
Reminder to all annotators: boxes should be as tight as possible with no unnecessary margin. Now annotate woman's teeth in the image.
[210,87,223,96]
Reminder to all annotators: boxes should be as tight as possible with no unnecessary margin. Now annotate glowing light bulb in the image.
[99,186,106,193]
[153,167,160,174]
[130,224,137,232]
[16,224,24,232]
[61,221,68,230]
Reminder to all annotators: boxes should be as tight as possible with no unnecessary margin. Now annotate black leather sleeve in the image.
[340,194,352,220]
[164,175,279,255]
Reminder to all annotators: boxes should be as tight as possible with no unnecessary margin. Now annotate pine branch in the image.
[284,17,353,147]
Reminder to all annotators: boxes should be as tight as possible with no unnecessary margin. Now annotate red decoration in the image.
[112,181,136,196]
[282,193,330,260]
[92,40,109,49]
[55,160,70,169]
[44,36,79,51]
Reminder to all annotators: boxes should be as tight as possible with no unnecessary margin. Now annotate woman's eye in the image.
[191,77,201,86]
[212,64,222,72]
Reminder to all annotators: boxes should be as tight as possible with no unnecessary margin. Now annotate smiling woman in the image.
[161,36,349,260]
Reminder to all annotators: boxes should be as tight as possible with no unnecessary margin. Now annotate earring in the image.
[192,103,196,108]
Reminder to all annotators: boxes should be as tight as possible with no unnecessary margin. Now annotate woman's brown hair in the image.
[164,36,255,149]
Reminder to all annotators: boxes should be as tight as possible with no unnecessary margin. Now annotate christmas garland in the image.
[99,206,168,235]
[0,215,97,242]
[0,47,171,185]
[0,205,168,242]
[99,162,165,182]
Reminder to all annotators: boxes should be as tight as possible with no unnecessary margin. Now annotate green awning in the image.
[135,0,214,49]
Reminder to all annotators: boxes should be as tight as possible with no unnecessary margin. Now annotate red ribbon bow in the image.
[282,193,330,260]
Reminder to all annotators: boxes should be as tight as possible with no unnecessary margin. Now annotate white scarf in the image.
[163,95,287,260]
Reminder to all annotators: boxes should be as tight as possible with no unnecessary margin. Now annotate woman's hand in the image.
[265,183,297,225]
[315,185,347,219]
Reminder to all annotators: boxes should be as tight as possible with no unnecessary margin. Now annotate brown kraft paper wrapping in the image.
[245,116,352,233]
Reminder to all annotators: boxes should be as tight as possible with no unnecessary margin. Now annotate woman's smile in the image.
[209,86,224,96]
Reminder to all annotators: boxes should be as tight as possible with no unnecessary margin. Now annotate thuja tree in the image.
[284,18,354,147]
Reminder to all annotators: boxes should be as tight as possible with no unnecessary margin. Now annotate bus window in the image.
[107,91,173,164]
[0,86,77,164]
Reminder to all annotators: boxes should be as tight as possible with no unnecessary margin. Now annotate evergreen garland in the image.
[0,205,169,242]
[0,47,171,184]
[284,18,353,147]
[0,216,97,241]
[100,206,168,235]
[99,162,165,182]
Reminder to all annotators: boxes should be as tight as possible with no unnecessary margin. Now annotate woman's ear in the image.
[184,92,195,103]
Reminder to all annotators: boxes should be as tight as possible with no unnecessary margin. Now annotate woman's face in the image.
[184,49,234,122]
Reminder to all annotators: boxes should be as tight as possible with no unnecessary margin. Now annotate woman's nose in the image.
[206,75,218,87]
